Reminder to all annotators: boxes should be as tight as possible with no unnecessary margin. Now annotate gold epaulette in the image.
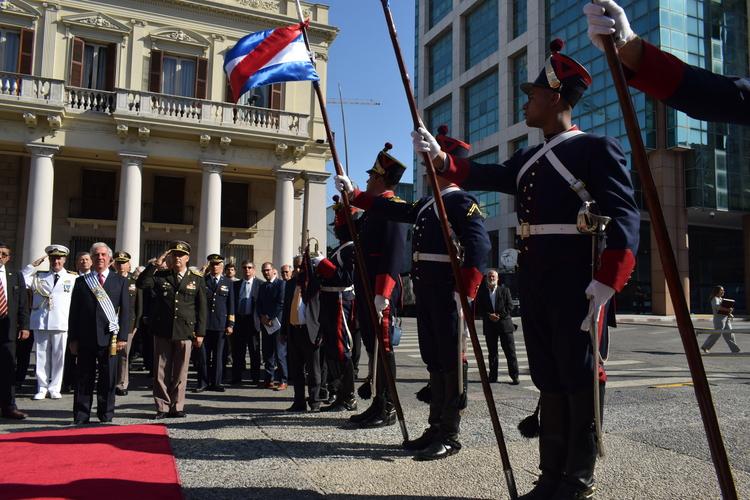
[227,314,236,322]
[190,269,205,277]
[389,195,407,204]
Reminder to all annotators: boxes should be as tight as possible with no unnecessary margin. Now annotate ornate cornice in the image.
[201,160,227,174]
[236,0,279,11]
[61,12,130,34]
[119,152,148,165]
[0,0,40,19]
[150,27,210,48]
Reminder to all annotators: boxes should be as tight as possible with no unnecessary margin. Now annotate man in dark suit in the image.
[194,254,235,392]
[136,240,207,419]
[476,270,519,385]
[0,242,30,420]
[231,260,260,385]
[68,243,130,424]
[257,262,286,389]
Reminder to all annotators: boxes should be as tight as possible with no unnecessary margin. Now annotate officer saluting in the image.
[136,240,207,419]
[194,254,235,392]
[346,143,409,429]
[22,244,77,401]
[413,40,640,499]
[337,128,490,460]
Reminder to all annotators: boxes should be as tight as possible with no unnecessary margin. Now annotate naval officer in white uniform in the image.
[22,245,77,400]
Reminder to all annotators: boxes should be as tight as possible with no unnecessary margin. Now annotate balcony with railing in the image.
[0,72,309,138]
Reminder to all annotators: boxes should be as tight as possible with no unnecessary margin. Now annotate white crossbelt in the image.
[516,223,582,239]
[319,285,354,293]
[412,251,451,263]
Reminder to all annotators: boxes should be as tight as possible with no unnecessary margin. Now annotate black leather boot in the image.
[553,389,599,500]
[403,425,440,451]
[360,399,395,428]
[520,391,567,499]
[349,396,382,423]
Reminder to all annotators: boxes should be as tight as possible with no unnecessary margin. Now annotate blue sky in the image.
[321,1,416,200]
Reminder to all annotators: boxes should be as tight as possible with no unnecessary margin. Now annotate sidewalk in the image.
[618,314,749,332]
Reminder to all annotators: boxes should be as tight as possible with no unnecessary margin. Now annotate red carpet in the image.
[0,424,183,500]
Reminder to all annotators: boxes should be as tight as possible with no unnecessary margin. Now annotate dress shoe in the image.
[192,385,207,393]
[2,408,27,420]
[518,475,561,500]
[510,378,520,385]
[154,411,169,420]
[32,390,48,400]
[322,396,357,412]
[286,402,307,412]
[550,482,596,500]
[358,407,396,428]
[308,403,321,412]
[349,399,381,423]
[209,385,226,392]
[403,426,439,451]
[414,441,459,461]
[274,382,288,391]
[49,391,62,400]
[99,416,113,423]
[73,418,90,425]
[115,388,128,396]
[168,410,187,418]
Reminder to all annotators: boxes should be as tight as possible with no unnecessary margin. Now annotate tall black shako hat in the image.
[366,143,406,186]
[435,125,471,159]
[520,39,592,107]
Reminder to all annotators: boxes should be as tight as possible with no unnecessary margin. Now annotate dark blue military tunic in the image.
[318,241,356,361]
[353,191,408,354]
[353,187,490,371]
[204,275,235,332]
[441,129,640,392]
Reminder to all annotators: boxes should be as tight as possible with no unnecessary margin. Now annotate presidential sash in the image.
[83,272,119,334]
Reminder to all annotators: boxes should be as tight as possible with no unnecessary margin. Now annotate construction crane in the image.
[326,85,381,174]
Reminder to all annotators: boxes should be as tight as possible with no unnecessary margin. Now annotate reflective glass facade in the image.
[511,51,527,124]
[512,0,527,39]
[465,0,498,69]
[464,70,498,143]
[548,0,750,211]
[429,0,452,28]
[428,31,452,93]
[427,97,452,134]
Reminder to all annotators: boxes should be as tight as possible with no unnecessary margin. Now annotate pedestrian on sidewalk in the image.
[701,286,741,354]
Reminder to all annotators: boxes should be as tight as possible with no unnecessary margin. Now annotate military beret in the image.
[45,244,70,257]
[168,240,191,255]
[114,251,131,263]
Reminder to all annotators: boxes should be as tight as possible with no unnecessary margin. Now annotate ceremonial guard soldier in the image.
[137,240,207,419]
[344,143,409,428]
[195,254,235,392]
[413,40,640,498]
[316,196,358,413]
[337,130,490,459]
[114,251,142,396]
[22,245,77,400]
[69,243,129,424]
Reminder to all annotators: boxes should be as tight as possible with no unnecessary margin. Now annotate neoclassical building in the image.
[0,0,336,269]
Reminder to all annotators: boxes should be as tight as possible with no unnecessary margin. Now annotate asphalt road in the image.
[3,318,749,499]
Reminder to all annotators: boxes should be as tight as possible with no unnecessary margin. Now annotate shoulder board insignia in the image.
[467,202,484,219]
[190,269,204,277]
[389,195,407,204]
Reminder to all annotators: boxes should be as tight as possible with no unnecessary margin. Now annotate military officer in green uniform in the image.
[136,240,207,419]
[114,251,142,396]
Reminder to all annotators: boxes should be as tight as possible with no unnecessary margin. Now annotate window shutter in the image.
[149,50,163,93]
[105,43,117,91]
[225,79,233,103]
[69,37,85,87]
[270,83,283,110]
[18,29,34,75]
[195,57,208,100]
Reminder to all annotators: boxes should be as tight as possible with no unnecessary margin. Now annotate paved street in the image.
[3,317,750,499]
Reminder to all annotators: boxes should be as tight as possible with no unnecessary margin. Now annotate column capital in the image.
[200,160,227,174]
[26,143,59,158]
[275,168,299,182]
[119,151,148,164]
[303,171,330,184]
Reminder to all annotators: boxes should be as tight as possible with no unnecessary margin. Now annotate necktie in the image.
[176,272,182,284]
[98,273,105,286]
[0,273,8,318]
[53,273,59,286]
[245,280,252,314]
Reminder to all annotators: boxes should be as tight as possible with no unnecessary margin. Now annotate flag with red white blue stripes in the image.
[224,20,319,103]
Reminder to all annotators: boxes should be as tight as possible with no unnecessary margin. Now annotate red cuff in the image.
[316,258,336,279]
[594,249,636,292]
[443,155,471,186]
[460,267,484,300]
[350,189,374,210]
[374,274,397,299]
[628,40,685,101]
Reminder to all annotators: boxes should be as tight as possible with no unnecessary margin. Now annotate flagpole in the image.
[378,1,517,497]
[293,0,409,443]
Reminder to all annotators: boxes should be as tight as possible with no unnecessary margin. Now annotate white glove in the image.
[580,280,615,332]
[334,174,354,195]
[584,0,636,50]
[374,294,389,321]
[411,127,442,161]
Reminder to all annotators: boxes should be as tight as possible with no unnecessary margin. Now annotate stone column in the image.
[197,161,226,262]
[115,153,147,267]
[302,172,330,253]
[273,169,298,268]
[22,144,59,266]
